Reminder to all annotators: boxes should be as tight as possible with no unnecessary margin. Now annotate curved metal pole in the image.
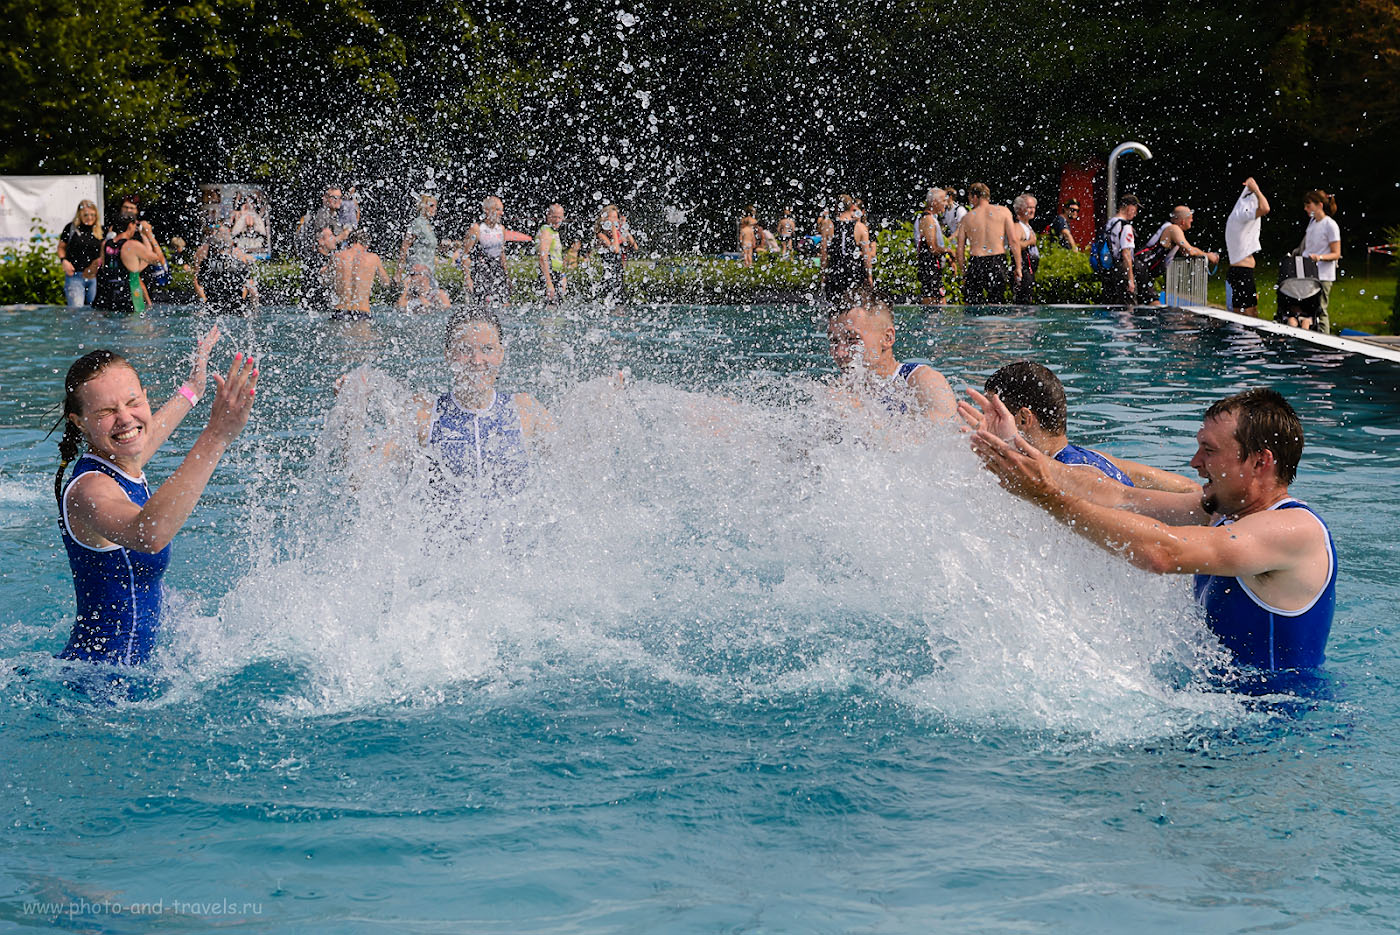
[1106,142,1152,218]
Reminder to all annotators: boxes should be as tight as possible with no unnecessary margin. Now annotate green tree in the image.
[0,0,193,194]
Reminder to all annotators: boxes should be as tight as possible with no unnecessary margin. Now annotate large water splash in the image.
[156,361,1245,742]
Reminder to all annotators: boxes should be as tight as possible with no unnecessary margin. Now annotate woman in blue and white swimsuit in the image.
[411,308,554,499]
[53,327,258,665]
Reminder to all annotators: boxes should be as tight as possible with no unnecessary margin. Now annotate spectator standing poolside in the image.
[399,194,450,310]
[326,231,390,321]
[915,188,952,306]
[1011,193,1039,305]
[777,208,796,257]
[105,196,141,243]
[954,183,1020,304]
[296,226,338,308]
[1099,194,1139,305]
[821,194,873,301]
[229,196,269,258]
[192,227,258,312]
[296,187,348,260]
[940,188,967,239]
[1136,206,1220,301]
[1049,199,1080,251]
[537,203,567,304]
[461,195,512,307]
[595,204,626,303]
[738,215,756,267]
[339,186,362,232]
[1295,190,1341,333]
[1224,178,1271,317]
[58,200,104,307]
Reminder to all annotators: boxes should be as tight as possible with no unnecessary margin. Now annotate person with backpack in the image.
[1091,194,1139,305]
[1134,206,1220,301]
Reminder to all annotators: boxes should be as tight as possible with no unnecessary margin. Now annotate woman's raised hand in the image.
[206,352,259,443]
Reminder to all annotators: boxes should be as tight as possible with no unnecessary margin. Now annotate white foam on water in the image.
[168,365,1250,739]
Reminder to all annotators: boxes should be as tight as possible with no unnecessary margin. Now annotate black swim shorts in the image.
[1226,266,1258,310]
[964,255,1009,304]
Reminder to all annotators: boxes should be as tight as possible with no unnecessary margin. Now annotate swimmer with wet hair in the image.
[959,360,1198,491]
[972,388,1337,671]
[826,287,956,423]
[51,327,258,664]
[408,307,555,498]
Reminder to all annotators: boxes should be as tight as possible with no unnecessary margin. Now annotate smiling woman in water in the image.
[52,327,259,665]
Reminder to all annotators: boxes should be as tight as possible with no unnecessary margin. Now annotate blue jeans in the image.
[64,274,97,307]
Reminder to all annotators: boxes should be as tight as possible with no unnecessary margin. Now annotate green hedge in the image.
[0,241,63,305]
[0,235,1104,308]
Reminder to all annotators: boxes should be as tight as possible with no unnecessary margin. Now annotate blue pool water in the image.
[2,303,1399,932]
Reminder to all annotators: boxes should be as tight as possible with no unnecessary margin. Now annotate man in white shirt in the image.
[1101,194,1139,304]
[1224,178,1271,317]
[940,188,967,238]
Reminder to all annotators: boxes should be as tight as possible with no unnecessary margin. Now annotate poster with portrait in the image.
[199,184,272,259]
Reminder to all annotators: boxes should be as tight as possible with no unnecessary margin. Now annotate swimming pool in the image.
[2,302,1398,932]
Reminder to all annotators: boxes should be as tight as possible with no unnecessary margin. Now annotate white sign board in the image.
[0,175,104,245]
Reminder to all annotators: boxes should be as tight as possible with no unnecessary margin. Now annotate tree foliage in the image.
[3,0,1396,245]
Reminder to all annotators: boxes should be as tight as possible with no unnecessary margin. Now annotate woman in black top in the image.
[57,200,104,307]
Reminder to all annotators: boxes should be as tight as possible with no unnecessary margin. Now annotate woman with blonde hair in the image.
[460,195,512,306]
[57,200,104,307]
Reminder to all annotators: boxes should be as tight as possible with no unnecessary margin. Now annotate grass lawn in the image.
[1202,258,1399,335]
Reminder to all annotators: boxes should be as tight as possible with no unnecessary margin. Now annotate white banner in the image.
[0,175,104,245]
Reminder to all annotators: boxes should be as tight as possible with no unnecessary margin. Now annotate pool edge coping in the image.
[1180,304,1400,364]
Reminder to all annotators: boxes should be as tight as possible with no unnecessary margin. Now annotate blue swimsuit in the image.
[873,359,935,415]
[1193,499,1337,670]
[427,389,530,498]
[1053,443,1134,486]
[59,455,171,665]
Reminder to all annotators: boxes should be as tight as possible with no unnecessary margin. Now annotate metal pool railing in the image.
[1164,256,1208,307]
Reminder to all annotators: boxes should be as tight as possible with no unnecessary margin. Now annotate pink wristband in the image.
[177,384,199,406]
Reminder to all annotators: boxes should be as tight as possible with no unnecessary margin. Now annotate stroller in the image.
[1276,254,1324,331]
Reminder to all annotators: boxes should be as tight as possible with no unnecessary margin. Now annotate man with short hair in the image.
[1100,194,1139,304]
[325,230,390,321]
[963,360,1199,491]
[972,388,1337,671]
[940,188,967,238]
[1142,206,1220,268]
[954,183,1021,304]
[1224,178,1271,317]
[1048,199,1081,251]
[538,203,567,303]
[298,187,348,260]
[826,288,956,423]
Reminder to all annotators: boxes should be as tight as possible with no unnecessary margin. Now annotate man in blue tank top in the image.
[965,360,1199,491]
[826,288,956,424]
[971,389,1336,671]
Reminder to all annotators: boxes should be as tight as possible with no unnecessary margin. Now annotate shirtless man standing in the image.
[954,183,1021,304]
[326,231,390,321]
